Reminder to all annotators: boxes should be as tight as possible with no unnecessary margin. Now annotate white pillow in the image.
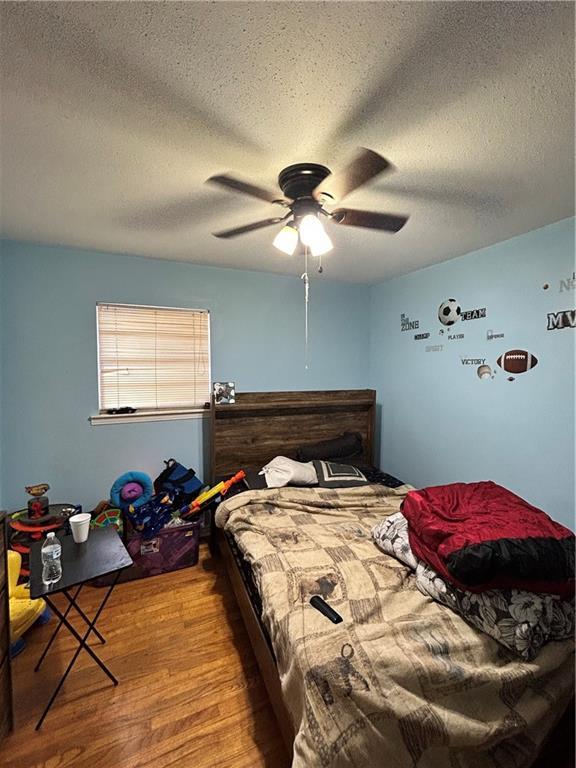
[259,456,318,488]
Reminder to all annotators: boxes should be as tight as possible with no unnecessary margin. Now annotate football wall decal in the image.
[496,349,538,374]
[438,299,461,326]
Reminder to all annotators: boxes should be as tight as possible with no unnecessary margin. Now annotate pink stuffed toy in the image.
[120,482,144,502]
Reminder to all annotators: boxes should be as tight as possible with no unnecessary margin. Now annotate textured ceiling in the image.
[0,1,574,283]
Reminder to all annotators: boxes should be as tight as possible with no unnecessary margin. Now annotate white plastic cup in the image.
[69,512,91,543]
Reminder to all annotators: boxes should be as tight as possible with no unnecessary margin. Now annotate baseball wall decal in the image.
[477,364,492,379]
[496,350,538,374]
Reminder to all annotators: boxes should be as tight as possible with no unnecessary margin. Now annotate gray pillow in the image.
[313,460,368,488]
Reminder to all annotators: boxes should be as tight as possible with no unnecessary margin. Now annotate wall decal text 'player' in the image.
[496,350,538,374]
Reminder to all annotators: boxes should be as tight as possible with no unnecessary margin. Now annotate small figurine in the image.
[25,483,50,519]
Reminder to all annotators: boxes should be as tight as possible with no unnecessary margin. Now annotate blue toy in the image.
[110,471,154,510]
[126,492,177,538]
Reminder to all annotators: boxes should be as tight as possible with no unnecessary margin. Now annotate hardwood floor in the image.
[2,545,290,768]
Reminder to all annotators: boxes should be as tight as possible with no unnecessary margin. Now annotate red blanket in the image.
[402,481,574,598]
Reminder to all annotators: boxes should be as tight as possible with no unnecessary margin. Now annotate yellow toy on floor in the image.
[8,549,50,656]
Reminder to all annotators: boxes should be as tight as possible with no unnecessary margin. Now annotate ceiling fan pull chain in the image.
[301,246,310,370]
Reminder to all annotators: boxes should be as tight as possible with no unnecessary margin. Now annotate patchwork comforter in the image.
[215,485,575,768]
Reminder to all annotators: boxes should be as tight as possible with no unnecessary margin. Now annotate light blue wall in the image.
[369,218,575,528]
[0,249,3,509]
[0,241,370,512]
[2,220,574,526]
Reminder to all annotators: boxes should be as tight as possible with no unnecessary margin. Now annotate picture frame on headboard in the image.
[213,381,236,405]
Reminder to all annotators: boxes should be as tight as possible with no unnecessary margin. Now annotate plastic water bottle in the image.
[42,532,62,584]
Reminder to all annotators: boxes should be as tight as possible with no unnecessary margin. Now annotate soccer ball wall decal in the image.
[438,299,461,326]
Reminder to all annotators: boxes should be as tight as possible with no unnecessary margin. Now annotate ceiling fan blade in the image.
[207,174,287,204]
[332,208,408,232]
[212,216,287,239]
[313,148,393,203]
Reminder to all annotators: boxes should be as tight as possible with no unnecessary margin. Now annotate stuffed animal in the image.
[110,471,153,510]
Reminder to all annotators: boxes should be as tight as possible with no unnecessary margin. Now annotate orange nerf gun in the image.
[182,470,246,517]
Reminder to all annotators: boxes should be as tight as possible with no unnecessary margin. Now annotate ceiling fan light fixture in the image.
[308,230,333,257]
[272,222,299,255]
[298,213,323,246]
[299,214,333,256]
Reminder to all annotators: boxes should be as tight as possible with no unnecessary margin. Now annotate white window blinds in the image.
[97,303,210,412]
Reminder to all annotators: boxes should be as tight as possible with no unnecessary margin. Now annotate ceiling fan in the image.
[206,148,409,258]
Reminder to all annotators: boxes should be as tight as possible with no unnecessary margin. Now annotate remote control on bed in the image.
[310,596,343,624]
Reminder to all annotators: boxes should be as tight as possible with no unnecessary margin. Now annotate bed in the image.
[212,390,574,767]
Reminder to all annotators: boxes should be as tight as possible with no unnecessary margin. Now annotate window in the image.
[96,303,210,416]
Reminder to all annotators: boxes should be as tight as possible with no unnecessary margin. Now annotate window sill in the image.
[89,408,210,426]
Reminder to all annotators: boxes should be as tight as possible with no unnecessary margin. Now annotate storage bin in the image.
[125,520,200,580]
[91,518,201,587]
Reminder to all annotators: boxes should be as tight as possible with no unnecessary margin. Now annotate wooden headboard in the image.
[210,389,375,480]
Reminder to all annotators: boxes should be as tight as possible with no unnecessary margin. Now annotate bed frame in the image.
[211,389,574,765]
